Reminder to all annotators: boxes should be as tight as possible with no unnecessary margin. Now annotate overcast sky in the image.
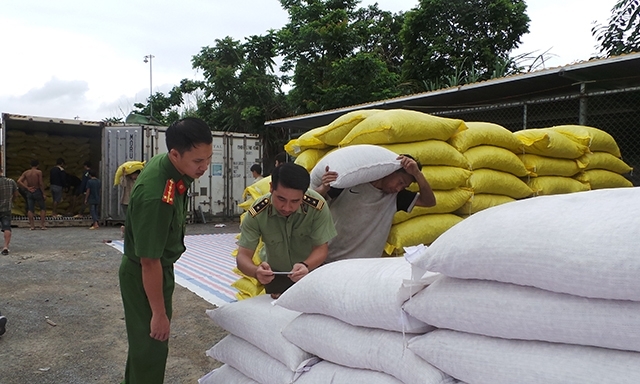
[0,0,617,122]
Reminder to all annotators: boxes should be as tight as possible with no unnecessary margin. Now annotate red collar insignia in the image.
[162,179,175,205]
[176,179,187,195]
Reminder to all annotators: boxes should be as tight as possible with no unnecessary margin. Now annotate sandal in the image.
[40,227,47,230]
[1,249,8,255]
[30,227,36,231]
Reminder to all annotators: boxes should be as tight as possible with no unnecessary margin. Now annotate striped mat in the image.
[107,233,240,306]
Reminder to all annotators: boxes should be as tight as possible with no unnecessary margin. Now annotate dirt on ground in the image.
[0,220,239,384]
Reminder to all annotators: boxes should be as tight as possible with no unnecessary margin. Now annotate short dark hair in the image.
[166,117,212,154]
[250,164,262,174]
[84,161,92,168]
[30,159,39,167]
[56,158,65,165]
[271,163,310,192]
[89,169,98,178]
[275,152,287,165]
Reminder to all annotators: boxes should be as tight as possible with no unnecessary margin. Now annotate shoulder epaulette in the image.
[249,197,270,217]
[303,193,324,210]
[161,179,175,205]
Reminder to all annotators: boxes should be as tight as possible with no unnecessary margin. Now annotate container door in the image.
[103,126,143,223]
[192,133,225,217]
[227,134,262,216]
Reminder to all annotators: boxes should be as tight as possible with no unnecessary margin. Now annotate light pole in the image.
[143,54,154,119]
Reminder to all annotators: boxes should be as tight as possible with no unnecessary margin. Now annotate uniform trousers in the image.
[119,255,175,384]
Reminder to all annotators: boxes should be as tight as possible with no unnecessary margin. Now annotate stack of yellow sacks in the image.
[515,125,632,194]
[448,122,533,217]
[5,130,92,216]
[287,109,471,256]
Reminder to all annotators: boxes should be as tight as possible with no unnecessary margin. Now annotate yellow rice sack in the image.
[518,154,583,177]
[549,125,622,157]
[577,152,633,174]
[285,128,329,156]
[448,121,523,152]
[314,109,382,146]
[574,169,633,189]
[454,193,516,215]
[527,176,591,196]
[294,148,333,172]
[467,169,533,198]
[338,109,467,146]
[392,188,473,224]
[408,166,472,191]
[514,128,590,159]
[240,176,272,205]
[385,213,464,255]
[464,145,529,177]
[382,140,469,168]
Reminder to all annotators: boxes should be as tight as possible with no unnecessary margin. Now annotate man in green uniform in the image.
[119,117,213,384]
[236,163,337,298]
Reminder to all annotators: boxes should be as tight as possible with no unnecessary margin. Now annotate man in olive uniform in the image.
[119,118,213,384]
[236,163,337,298]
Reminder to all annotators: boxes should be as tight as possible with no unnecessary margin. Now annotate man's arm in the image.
[289,242,328,282]
[140,257,170,341]
[399,156,436,207]
[17,173,27,190]
[236,246,274,285]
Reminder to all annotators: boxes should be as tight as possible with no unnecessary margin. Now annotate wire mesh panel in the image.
[435,87,640,185]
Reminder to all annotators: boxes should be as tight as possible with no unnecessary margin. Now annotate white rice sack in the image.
[309,144,401,189]
[410,187,640,301]
[296,361,403,384]
[206,295,312,370]
[282,313,455,384]
[404,276,640,352]
[206,335,317,384]
[276,258,433,333]
[409,329,640,384]
[198,364,259,384]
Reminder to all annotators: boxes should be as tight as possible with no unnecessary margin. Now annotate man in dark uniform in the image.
[118,117,213,384]
[236,163,337,298]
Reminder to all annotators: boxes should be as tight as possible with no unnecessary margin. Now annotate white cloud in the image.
[0,0,620,121]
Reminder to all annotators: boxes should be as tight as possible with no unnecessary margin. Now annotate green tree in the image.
[278,0,405,113]
[132,86,185,126]
[400,0,530,91]
[592,0,640,57]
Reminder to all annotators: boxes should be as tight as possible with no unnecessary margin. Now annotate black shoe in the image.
[1,249,8,255]
[0,315,7,336]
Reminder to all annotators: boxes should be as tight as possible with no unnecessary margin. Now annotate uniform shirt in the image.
[124,153,193,266]
[238,189,337,272]
[326,183,417,263]
[0,177,18,213]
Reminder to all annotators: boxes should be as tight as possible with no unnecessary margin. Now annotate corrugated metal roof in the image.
[265,52,640,131]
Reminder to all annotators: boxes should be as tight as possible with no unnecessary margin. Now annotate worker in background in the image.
[315,154,436,262]
[250,164,263,181]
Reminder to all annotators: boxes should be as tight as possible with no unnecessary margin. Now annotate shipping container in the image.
[192,132,262,219]
[102,125,168,223]
[1,113,262,226]
[0,113,104,226]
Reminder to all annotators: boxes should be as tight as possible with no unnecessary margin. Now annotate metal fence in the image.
[432,86,640,185]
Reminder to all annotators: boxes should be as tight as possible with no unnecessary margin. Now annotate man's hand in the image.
[255,262,275,285]
[398,155,421,176]
[150,313,171,341]
[289,262,309,282]
[315,166,338,197]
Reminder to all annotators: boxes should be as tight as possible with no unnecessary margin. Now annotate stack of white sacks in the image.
[404,186,640,383]
[202,186,640,383]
